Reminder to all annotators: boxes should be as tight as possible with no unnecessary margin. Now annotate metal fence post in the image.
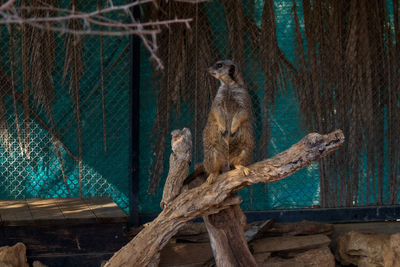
[129,1,141,227]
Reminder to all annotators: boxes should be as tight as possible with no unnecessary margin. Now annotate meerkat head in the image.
[208,60,244,87]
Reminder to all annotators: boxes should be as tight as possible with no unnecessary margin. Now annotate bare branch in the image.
[1,1,170,24]
[0,0,15,11]
[0,0,201,68]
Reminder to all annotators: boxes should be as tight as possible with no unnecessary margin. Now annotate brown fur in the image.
[203,60,254,183]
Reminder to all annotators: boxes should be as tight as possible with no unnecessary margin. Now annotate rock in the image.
[250,234,331,254]
[265,220,333,236]
[32,261,48,267]
[176,222,207,236]
[255,247,335,267]
[294,247,335,267]
[390,233,400,265]
[253,252,271,265]
[0,242,29,267]
[245,219,275,242]
[160,242,213,266]
[337,231,400,267]
[259,256,299,267]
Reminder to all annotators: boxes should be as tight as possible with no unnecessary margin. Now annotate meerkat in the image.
[203,60,254,184]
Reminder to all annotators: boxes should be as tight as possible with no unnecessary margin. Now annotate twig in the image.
[0,0,15,11]
[0,1,195,69]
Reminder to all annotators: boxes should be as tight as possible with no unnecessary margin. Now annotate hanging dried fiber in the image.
[63,1,84,196]
[147,1,218,194]
[8,25,24,157]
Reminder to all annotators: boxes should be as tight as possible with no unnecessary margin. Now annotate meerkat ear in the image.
[228,64,236,81]
[231,62,245,87]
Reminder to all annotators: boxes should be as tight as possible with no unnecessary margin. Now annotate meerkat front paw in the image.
[221,129,228,137]
[216,124,228,137]
[206,173,218,184]
[230,125,239,137]
[230,130,238,137]
[235,165,250,176]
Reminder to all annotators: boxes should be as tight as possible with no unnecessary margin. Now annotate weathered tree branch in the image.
[204,204,258,266]
[160,128,192,209]
[105,129,344,267]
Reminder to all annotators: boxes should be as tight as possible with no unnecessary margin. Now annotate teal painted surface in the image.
[0,2,131,212]
[138,0,322,214]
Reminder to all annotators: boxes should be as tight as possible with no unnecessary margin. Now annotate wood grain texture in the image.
[105,130,344,267]
[204,204,257,267]
[0,200,32,223]
[0,197,127,226]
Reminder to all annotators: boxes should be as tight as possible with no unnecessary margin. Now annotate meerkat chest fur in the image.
[213,83,250,131]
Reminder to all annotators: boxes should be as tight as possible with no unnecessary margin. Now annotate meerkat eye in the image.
[216,63,223,69]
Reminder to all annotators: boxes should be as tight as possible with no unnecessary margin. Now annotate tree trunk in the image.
[204,203,257,267]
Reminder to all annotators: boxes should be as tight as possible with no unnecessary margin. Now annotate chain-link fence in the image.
[0,0,399,217]
[139,0,400,214]
[0,1,130,211]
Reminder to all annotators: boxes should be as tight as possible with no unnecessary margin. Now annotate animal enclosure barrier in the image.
[139,0,400,215]
[0,0,399,219]
[0,0,131,211]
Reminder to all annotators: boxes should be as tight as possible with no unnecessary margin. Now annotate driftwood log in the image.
[104,129,344,267]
